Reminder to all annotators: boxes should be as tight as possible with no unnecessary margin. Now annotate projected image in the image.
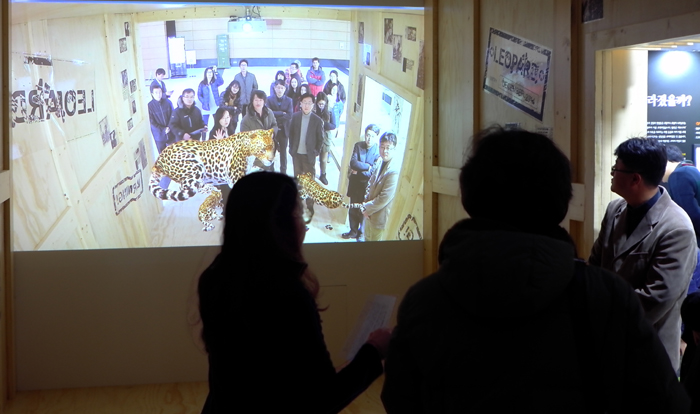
[10,3,425,250]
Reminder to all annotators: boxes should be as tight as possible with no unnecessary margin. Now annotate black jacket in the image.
[347,142,379,198]
[382,218,690,413]
[147,98,173,142]
[168,97,205,141]
[288,111,324,165]
[199,255,383,413]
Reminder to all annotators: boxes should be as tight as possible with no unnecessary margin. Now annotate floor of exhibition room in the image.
[4,376,385,413]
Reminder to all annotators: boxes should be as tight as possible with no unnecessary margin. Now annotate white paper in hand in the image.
[342,294,396,361]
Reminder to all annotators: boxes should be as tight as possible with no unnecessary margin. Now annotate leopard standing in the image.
[150,128,275,231]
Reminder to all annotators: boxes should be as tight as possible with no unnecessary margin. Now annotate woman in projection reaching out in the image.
[197,172,390,413]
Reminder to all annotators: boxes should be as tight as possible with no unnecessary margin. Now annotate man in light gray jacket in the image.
[361,132,399,242]
[590,137,697,372]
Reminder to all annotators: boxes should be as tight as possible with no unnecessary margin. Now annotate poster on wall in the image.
[363,44,372,66]
[646,51,700,163]
[392,35,402,62]
[406,27,417,41]
[483,28,551,122]
[582,0,604,23]
[358,22,364,44]
[384,18,393,44]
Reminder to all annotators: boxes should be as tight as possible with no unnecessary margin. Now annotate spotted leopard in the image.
[198,189,224,232]
[150,128,275,231]
[296,172,362,223]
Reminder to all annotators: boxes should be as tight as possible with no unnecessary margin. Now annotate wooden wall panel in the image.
[1,0,12,403]
[339,9,425,240]
[11,13,165,250]
[433,0,476,254]
[437,0,475,171]
[479,0,556,132]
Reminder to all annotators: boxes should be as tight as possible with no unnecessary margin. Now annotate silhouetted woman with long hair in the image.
[198,172,390,413]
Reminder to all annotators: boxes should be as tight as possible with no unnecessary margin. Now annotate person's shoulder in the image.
[676,165,700,179]
[398,271,444,314]
[578,263,639,310]
[660,191,695,231]
[604,197,626,214]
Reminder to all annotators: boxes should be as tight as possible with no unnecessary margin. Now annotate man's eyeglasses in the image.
[611,166,637,175]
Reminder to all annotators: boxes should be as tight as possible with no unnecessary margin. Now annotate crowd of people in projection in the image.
[147,58,398,241]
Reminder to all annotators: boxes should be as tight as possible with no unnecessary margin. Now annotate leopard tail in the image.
[149,166,196,201]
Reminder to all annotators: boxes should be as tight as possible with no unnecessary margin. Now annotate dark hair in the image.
[239,59,249,67]
[223,80,241,102]
[300,93,315,104]
[211,107,235,136]
[179,88,196,107]
[248,90,267,113]
[274,79,286,88]
[199,173,320,352]
[291,62,299,69]
[330,70,338,77]
[314,92,330,121]
[614,137,667,186]
[251,90,267,102]
[155,68,166,76]
[150,84,163,94]
[460,126,572,228]
[312,57,320,63]
[380,131,398,147]
[221,172,303,257]
[665,144,684,163]
[275,70,285,81]
[365,124,380,135]
[201,66,216,85]
[300,83,309,95]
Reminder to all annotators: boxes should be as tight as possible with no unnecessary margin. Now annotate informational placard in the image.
[647,51,700,161]
[216,34,230,68]
[483,28,551,121]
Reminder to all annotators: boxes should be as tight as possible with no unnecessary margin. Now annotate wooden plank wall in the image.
[341,9,425,241]
[432,0,576,266]
[580,1,700,254]
[11,14,164,250]
[1,0,13,406]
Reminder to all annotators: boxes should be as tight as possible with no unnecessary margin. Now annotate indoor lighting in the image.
[228,6,266,33]
[658,51,692,77]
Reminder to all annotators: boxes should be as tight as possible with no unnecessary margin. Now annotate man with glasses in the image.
[590,137,696,372]
[169,88,206,141]
[289,93,324,220]
[360,132,399,242]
